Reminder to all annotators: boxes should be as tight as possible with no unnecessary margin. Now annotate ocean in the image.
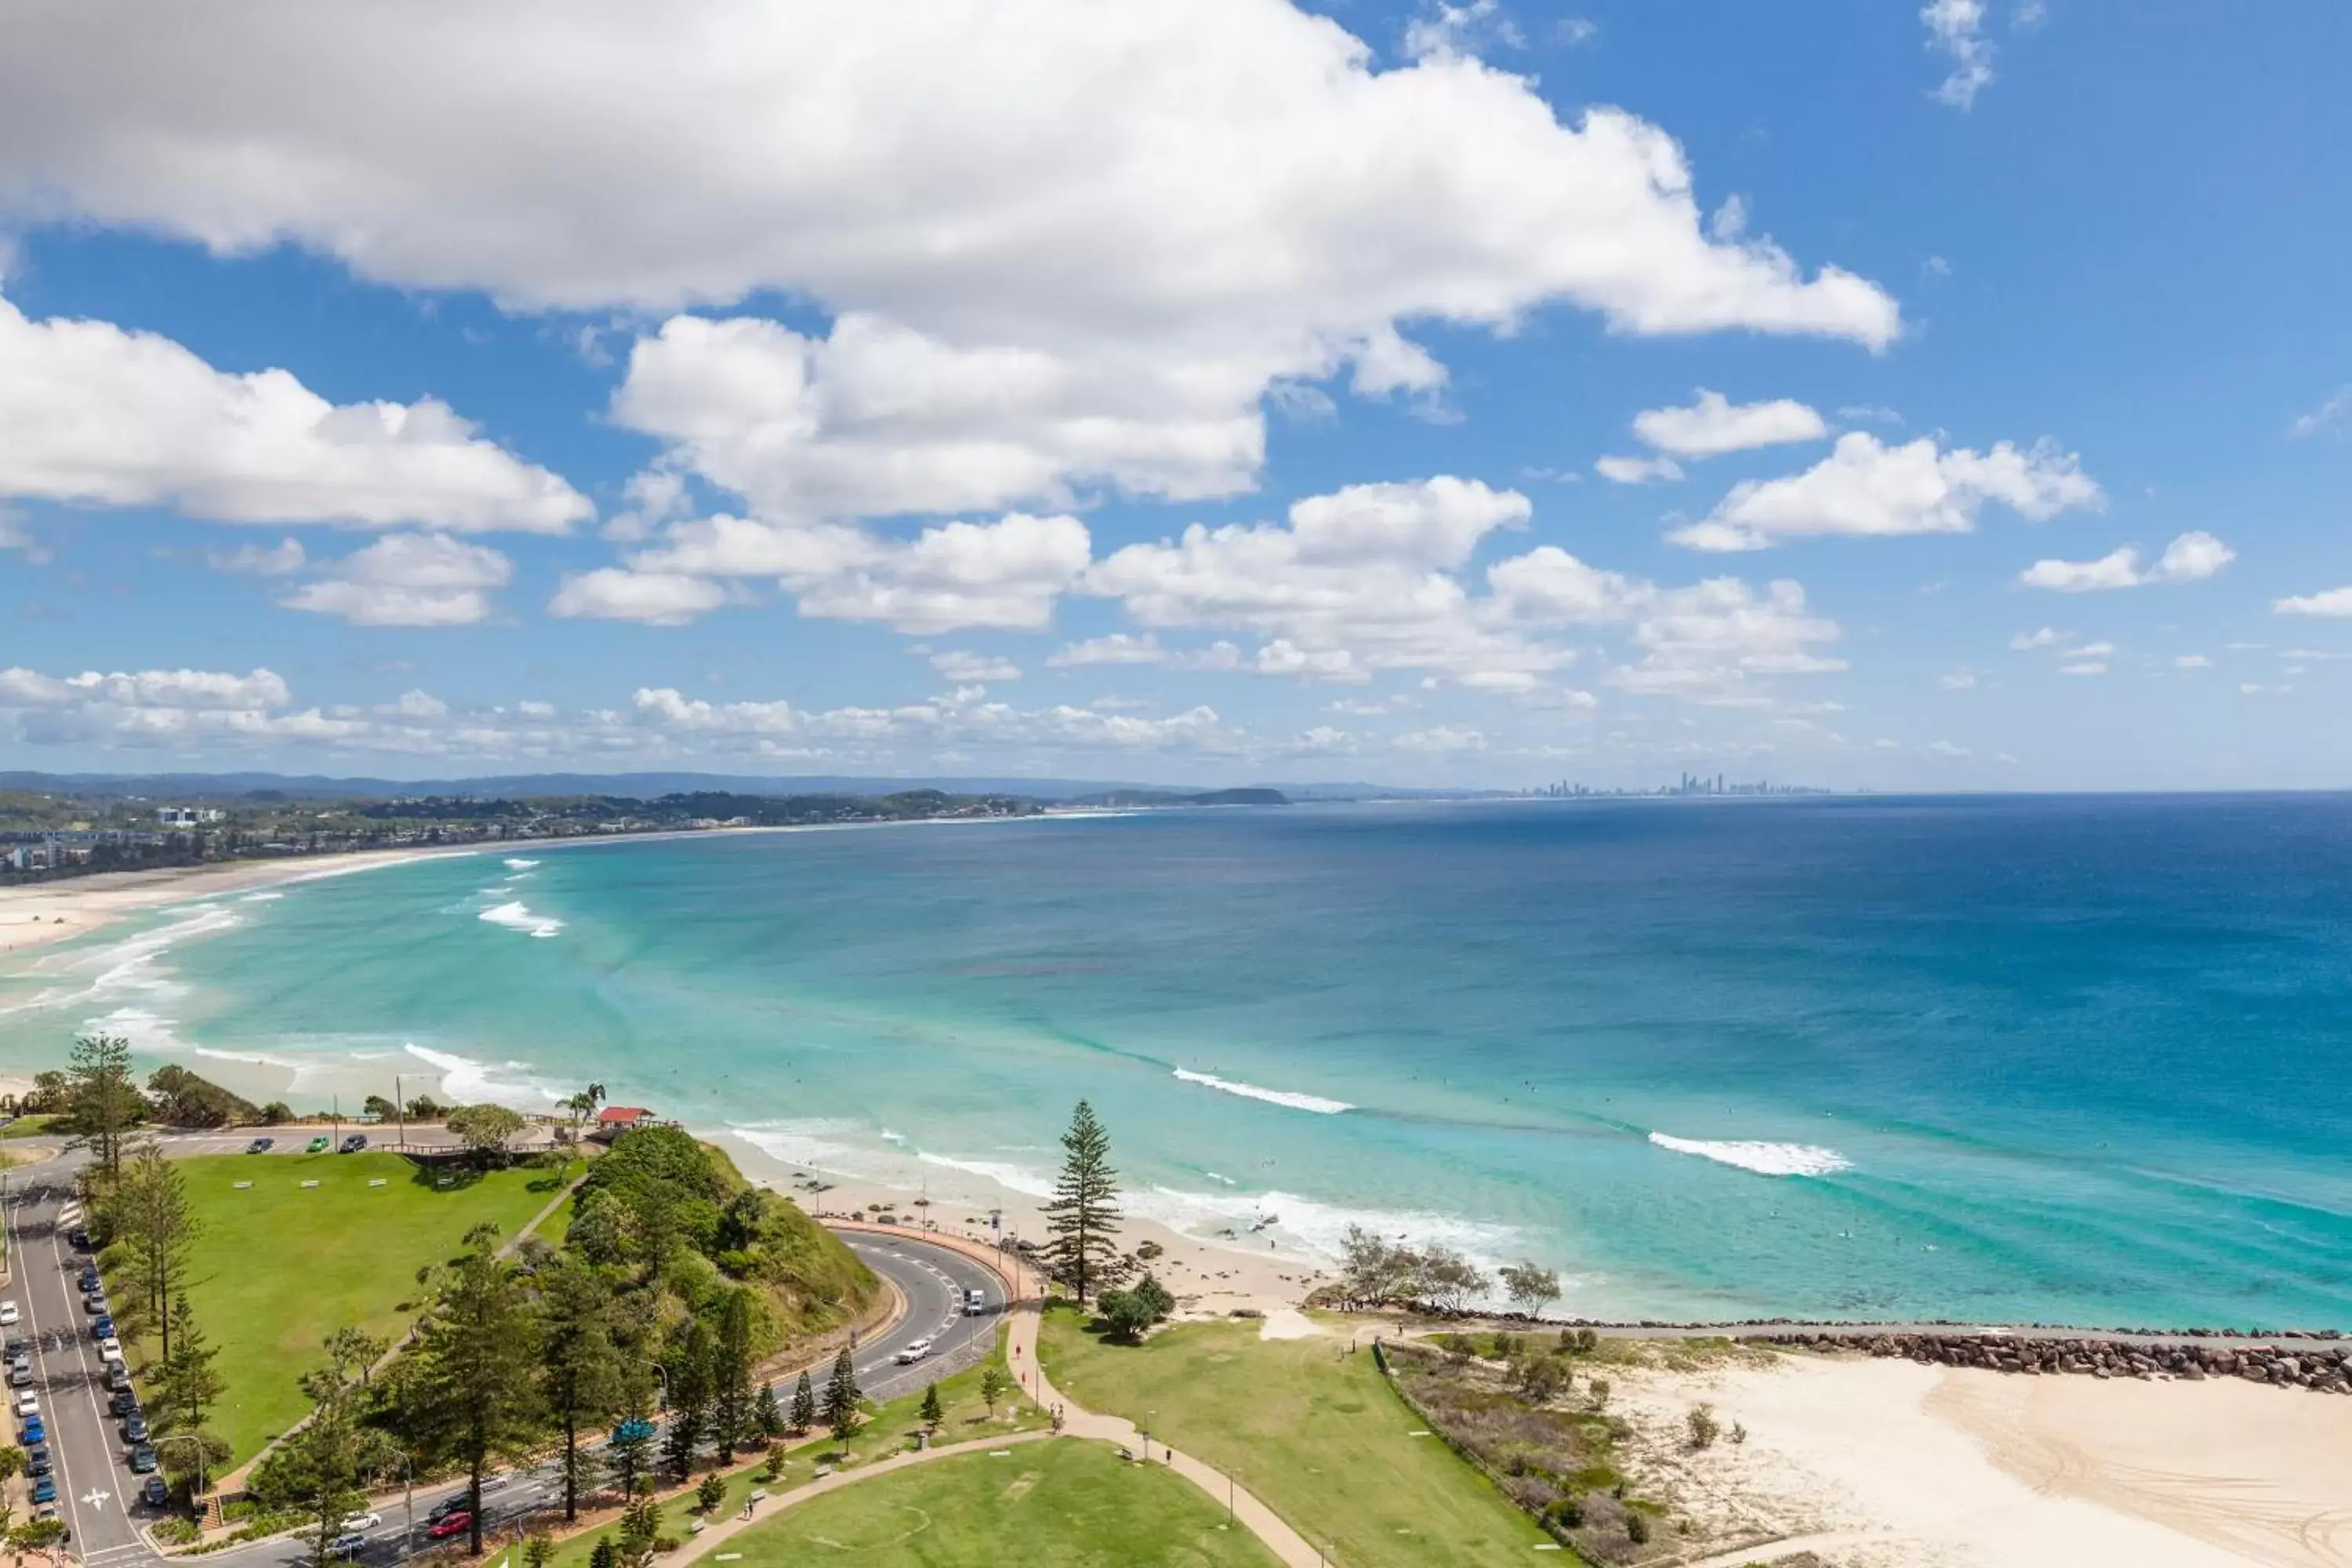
[3,795,2348,1330]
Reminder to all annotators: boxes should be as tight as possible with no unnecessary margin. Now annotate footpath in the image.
[875,1229,1330,1568]
[643,1224,1333,1568]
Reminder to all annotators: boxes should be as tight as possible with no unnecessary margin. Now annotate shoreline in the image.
[0,809,1138,962]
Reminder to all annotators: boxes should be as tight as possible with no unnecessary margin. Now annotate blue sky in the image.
[2,0,2347,789]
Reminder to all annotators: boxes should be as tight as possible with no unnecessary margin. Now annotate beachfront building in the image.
[591,1105,661,1142]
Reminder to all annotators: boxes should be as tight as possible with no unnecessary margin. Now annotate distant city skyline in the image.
[1,2,2347,789]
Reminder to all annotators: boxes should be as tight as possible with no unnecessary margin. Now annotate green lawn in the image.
[121,1152,580,1462]
[1038,1306,1554,1568]
[727,1438,1280,1567]
[544,1324,1049,1568]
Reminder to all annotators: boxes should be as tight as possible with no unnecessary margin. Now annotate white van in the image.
[964,1288,988,1316]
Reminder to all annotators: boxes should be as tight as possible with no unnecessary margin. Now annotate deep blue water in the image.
[4,795,2348,1327]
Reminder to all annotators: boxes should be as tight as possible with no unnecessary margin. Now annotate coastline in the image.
[711,1130,1321,1319]
[0,808,1136,962]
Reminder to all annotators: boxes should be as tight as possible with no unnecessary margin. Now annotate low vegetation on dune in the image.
[1391,1330,1766,1563]
[1040,1305,1549,1568]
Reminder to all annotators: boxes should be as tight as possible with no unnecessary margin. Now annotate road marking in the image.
[81,1485,111,1509]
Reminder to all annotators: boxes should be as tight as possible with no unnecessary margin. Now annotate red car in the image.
[426,1514,473,1541]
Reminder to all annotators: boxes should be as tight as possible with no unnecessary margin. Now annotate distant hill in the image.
[1066,786,1289,808]
[0,770,1475,804]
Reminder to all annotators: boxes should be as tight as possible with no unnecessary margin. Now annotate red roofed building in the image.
[590,1105,657,1141]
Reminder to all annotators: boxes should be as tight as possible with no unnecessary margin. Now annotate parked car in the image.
[339,1134,368,1153]
[30,1478,54,1504]
[85,1292,107,1314]
[306,1136,331,1153]
[13,1388,36,1417]
[20,1416,45,1445]
[98,1337,123,1360]
[246,1137,274,1154]
[141,1475,169,1508]
[66,1229,89,1250]
[91,1316,115,1339]
[425,1513,473,1541]
[104,1365,130,1392]
[78,1269,100,1293]
[128,1443,157,1473]
[108,1389,137,1417]
[0,1301,18,1327]
[4,1336,24,1356]
[122,1414,149,1443]
[27,1446,50,1477]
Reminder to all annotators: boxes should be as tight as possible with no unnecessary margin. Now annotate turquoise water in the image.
[3,797,2349,1328]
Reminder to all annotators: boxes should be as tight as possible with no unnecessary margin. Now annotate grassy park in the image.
[723,1439,1283,1567]
[1038,1305,1551,1568]
[543,1325,1049,1568]
[143,1151,581,1461]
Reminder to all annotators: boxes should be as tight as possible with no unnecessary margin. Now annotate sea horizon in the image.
[3,794,2348,1331]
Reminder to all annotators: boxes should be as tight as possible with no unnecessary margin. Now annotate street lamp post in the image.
[156,1432,209,1509]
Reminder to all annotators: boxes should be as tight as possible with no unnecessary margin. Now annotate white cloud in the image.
[2009,626,2070,650]
[1939,667,1979,690]
[2291,386,2350,439]
[1675,432,2100,551]
[1922,0,1994,109]
[379,689,448,720]
[1838,405,1904,426]
[1630,389,1828,458]
[1595,455,1685,485]
[206,537,307,576]
[2060,661,2107,676]
[2017,531,2234,591]
[611,311,1266,521]
[1393,725,1486,753]
[2174,654,2210,669]
[1555,16,1599,46]
[281,533,513,626]
[2064,641,2115,658]
[1086,477,1567,689]
[548,569,733,627]
[0,666,290,710]
[613,510,1092,633]
[0,293,587,532]
[1610,578,1846,700]
[1926,739,1970,757]
[2275,586,2352,618]
[1047,633,1174,668]
[0,5,1898,560]
[929,650,1021,684]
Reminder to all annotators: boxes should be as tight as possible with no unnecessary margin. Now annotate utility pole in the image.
[397,1073,405,1152]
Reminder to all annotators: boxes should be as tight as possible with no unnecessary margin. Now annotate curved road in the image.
[1,1139,1004,1568]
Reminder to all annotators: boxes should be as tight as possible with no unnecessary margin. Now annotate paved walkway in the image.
[653,1429,1058,1568]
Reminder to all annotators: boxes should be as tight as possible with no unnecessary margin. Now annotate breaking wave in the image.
[478,901,563,938]
[1648,1132,1852,1178]
[1173,1067,1351,1115]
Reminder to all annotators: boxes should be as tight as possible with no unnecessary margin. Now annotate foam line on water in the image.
[1648,1131,1853,1178]
[1172,1066,1352,1115]
[478,900,563,938]
[401,1042,567,1106]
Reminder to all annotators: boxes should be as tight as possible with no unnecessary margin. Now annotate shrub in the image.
[1686,1402,1720,1450]
[1544,1495,1584,1529]
[695,1472,726,1512]
[1625,1510,1650,1545]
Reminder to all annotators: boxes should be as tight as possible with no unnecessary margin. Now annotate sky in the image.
[1,0,2348,791]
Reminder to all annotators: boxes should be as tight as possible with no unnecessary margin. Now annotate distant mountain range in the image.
[0,769,1504,804]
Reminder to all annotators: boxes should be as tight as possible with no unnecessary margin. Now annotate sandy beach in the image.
[1605,1348,2352,1566]
[0,848,488,959]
